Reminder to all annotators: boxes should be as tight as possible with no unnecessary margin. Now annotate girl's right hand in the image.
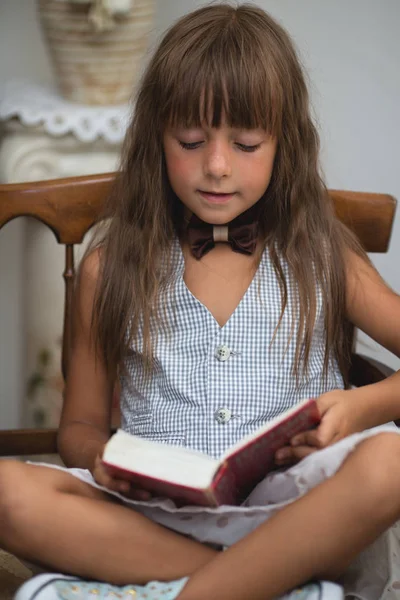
[92,450,152,501]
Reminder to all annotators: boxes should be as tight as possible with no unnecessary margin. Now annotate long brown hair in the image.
[88,2,367,384]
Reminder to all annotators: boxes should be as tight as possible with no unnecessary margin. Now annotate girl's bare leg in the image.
[3,433,400,598]
[178,432,400,600]
[0,461,217,584]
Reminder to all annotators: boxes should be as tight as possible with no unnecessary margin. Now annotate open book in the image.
[102,398,320,507]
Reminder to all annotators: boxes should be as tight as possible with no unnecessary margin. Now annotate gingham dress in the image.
[120,236,344,458]
[36,238,400,599]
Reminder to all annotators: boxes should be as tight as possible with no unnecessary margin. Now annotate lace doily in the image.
[0,80,131,143]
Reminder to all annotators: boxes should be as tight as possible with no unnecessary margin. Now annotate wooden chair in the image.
[0,174,397,457]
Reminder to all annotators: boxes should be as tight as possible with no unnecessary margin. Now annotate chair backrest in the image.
[0,173,114,379]
[0,174,397,380]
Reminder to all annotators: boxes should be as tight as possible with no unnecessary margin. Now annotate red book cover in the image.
[103,398,320,507]
[220,400,320,504]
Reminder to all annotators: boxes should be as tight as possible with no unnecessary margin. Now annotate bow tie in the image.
[187,203,260,260]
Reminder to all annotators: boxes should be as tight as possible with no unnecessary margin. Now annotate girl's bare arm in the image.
[347,251,400,358]
[57,249,113,472]
[277,251,400,463]
[343,250,400,427]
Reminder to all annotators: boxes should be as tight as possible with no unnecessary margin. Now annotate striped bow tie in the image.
[187,203,260,260]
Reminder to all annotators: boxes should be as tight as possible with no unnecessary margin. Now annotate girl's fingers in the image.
[313,418,339,447]
[117,480,131,493]
[93,463,127,492]
[93,453,151,499]
[275,444,317,465]
[106,477,151,499]
[275,445,297,465]
[291,445,317,460]
[126,488,152,501]
[290,429,321,448]
[102,476,131,494]
[275,445,291,461]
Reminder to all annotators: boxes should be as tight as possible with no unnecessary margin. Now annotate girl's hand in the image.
[274,389,366,466]
[92,448,152,501]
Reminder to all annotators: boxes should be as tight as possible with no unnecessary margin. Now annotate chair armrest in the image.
[350,353,399,427]
[350,353,395,387]
[0,429,58,457]
[0,427,117,458]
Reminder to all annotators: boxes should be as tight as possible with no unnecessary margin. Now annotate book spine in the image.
[210,462,237,506]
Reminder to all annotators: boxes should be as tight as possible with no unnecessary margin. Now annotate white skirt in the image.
[33,424,400,600]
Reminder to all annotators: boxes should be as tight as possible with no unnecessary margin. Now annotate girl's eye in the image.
[178,141,261,152]
[178,141,201,150]
[236,143,261,153]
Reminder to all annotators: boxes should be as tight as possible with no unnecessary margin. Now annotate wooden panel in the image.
[331,189,396,252]
[0,428,117,457]
[350,353,395,386]
[0,172,114,244]
[0,429,58,456]
[62,245,75,378]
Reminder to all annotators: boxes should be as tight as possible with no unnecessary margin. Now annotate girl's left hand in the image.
[274,389,366,466]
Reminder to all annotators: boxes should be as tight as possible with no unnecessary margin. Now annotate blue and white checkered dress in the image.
[36,237,400,600]
[120,236,344,458]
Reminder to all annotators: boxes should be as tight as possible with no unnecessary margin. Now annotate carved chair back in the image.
[0,174,397,454]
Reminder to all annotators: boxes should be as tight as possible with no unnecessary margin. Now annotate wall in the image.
[0,1,54,428]
[0,0,399,427]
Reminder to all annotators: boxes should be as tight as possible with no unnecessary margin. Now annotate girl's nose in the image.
[203,142,232,179]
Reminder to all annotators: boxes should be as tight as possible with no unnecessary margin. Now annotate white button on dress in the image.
[215,345,231,362]
[215,407,232,424]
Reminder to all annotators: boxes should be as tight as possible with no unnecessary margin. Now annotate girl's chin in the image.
[181,197,251,225]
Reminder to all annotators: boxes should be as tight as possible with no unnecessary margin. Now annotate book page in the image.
[103,430,220,489]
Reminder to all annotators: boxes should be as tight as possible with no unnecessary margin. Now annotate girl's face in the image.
[163,118,277,224]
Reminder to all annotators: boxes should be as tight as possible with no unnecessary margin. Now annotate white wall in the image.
[0,0,54,84]
[0,1,399,426]
[0,2,55,428]
[0,218,24,428]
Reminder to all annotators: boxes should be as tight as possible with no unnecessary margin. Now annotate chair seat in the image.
[0,550,33,600]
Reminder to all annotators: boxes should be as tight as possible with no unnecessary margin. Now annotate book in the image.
[102,398,320,507]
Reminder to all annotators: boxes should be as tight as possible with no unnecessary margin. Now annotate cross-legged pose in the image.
[3,4,400,600]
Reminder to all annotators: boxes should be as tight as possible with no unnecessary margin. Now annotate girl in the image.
[4,3,400,600]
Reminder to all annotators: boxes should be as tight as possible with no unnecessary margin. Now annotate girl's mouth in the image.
[199,191,235,204]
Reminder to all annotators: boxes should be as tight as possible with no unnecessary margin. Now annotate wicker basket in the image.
[37,0,155,105]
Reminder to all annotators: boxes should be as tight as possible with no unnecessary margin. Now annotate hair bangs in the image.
[161,26,282,137]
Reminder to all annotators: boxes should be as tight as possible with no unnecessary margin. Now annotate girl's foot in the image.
[14,574,344,600]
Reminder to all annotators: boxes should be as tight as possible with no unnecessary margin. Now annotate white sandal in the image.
[14,573,189,600]
[279,581,344,599]
[15,573,344,600]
